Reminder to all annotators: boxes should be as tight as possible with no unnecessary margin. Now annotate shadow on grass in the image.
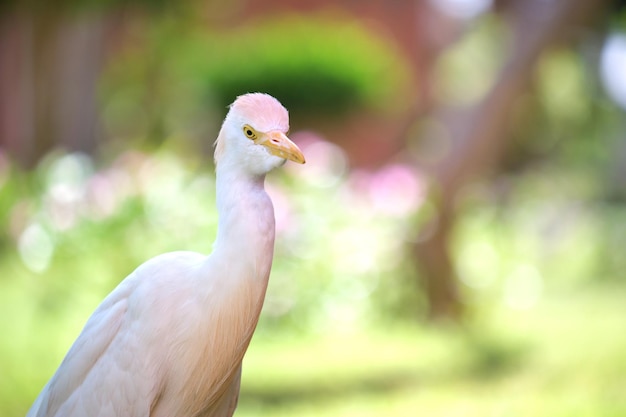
[239,335,529,408]
[240,370,420,407]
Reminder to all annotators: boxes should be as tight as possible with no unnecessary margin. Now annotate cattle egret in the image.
[27,93,305,417]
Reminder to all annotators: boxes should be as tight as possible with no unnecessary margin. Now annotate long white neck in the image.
[206,163,276,314]
[214,165,275,255]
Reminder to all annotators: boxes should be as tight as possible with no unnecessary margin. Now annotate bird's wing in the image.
[28,251,208,417]
[27,276,153,417]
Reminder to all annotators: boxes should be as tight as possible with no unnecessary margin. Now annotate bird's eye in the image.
[243,125,257,140]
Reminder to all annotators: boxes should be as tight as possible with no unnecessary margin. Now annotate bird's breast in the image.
[151,247,271,416]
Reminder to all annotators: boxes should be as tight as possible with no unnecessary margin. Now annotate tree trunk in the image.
[0,10,107,167]
[411,0,610,321]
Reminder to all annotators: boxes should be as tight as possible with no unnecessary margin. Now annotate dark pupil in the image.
[247,130,253,136]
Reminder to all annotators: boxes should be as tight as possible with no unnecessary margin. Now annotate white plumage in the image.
[27,93,305,417]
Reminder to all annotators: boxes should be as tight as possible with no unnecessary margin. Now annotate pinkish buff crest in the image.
[228,93,289,132]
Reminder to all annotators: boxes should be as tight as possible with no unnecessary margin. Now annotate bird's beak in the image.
[258,131,306,164]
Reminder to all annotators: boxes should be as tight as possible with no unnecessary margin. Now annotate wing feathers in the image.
[28,291,129,417]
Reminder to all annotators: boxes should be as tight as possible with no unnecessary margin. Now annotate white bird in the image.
[27,93,305,417]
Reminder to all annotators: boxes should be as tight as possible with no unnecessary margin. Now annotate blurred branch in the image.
[411,0,610,320]
[438,0,610,198]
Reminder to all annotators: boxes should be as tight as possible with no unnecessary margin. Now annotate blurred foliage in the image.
[186,15,412,118]
[99,12,412,147]
[0,0,180,14]
[435,15,506,106]
[2,3,626,417]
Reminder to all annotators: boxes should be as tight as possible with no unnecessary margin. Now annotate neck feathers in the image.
[198,164,275,378]
[212,164,276,293]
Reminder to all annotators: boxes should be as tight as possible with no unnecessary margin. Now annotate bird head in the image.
[215,93,305,176]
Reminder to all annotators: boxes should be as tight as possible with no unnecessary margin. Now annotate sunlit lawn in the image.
[238,286,626,417]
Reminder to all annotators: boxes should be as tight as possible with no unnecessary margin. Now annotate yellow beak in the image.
[258,131,306,164]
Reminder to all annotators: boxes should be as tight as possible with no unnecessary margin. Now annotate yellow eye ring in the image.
[243,125,257,140]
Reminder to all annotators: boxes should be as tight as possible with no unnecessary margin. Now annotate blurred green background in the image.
[1,0,626,416]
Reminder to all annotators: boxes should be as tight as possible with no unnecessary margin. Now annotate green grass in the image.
[236,286,626,417]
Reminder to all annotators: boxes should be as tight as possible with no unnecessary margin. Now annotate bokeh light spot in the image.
[429,0,492,20]
[18,223,55,274]
[601,33,626,110]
